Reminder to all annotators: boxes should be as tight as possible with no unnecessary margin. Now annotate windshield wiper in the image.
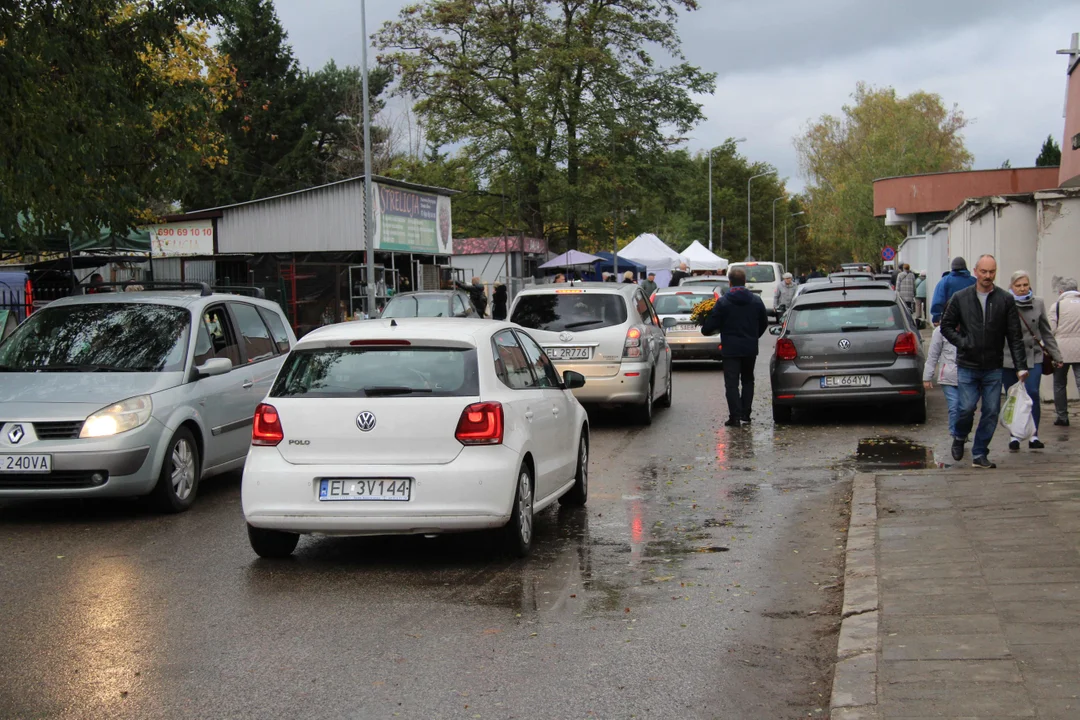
[28,363,130,372]
[363,386,433,396]
[563,320,605,329]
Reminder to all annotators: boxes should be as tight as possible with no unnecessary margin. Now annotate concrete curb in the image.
[830,472,880,720]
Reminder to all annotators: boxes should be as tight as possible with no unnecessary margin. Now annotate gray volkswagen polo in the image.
[768,288,925,424]
[0,284,295,511]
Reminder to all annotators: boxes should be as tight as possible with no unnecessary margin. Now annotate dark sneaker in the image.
[951,438,965,461]
[972,456,997,469]
[724,418,742,427]
[1029,439,1045,449]
[1009,439,1020,452]
[741,416,752,424]
[1054,418,1070,427]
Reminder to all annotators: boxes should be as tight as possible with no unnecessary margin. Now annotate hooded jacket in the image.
[923,326,958,386]
[930,269,976,323]
[701,286,768,357]
[1051,290,1080,363]
[940,285,1026,372]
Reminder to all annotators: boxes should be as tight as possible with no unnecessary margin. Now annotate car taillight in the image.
[623,327,642,358]
[455,402,503,445]
[650,293,656,304]
[24,279,33,315]
[713,291,720,301]
[776,338,797,361]
[893,332,918,356]
[252,403,284,446]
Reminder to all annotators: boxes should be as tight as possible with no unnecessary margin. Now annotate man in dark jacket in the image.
[669,262,690,287]
[930,257,976,324]
[941,254,1028,469]
[702,268,769,426]
[455,277,488,317]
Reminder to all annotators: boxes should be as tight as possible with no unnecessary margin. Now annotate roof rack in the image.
[78,281,211,296]
[210,285,266,299]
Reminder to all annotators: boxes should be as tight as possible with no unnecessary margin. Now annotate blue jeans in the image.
[1003,363,1042,435]
[941,384,960,439]
[956,367,1003,459]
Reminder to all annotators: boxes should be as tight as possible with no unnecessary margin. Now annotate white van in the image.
[727,261,785,319]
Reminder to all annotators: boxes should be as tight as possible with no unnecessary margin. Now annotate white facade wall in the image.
[1036,191,1080,401]
[924,223,950,310]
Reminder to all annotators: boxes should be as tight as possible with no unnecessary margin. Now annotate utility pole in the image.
[360,0,376,318]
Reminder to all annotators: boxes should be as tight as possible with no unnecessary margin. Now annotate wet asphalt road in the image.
[0,334,952,719]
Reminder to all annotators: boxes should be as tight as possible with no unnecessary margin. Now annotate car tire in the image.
[150,427,200,513]
[636,378,654,425]
[505,462,535,557]
[657,362,673,409]
[247,523,300,558]
[559,431,589,507]
[772,403,792,424]
[907,398,927,424]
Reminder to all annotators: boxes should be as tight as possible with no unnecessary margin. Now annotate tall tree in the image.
[375,0,714,246]
[0,0,235,247]
[1035,134,1062,167]
[795,82,972,262]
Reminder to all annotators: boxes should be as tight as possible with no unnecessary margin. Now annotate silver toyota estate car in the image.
[509,283,672,424]
[0,284,296,511]
[651,286,724,364]
[769,288,925,424]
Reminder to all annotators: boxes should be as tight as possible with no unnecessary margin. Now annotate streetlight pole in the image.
[793,224,810,270]
[784,210,804,271]
[771,196,785,264]
[360,0,376,318]
[747,171,776,261]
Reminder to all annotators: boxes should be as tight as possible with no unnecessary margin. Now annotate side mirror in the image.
[196,357,232,377]
[768,325,783,336]
[661,316,677,330]
[562,370,586,390]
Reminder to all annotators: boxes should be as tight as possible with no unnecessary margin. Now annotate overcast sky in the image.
[273,0,1077,192]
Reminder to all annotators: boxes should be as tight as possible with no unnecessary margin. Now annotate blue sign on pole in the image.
[881,246,896,262]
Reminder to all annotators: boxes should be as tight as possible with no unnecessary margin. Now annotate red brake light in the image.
[713,291,720,301]
[24,279,33,315]
[893,332,918,356]
[252,403,284,446]
[624,327,642,358]
[776,338,797,361]
[650,293,656,304]
[350,339,411,346]
[455,402,503,445]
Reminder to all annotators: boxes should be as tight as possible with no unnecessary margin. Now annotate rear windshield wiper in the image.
[363,386,434,396]
[839,325,876,332]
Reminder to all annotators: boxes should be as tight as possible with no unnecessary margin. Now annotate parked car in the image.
[509,283,672,423]
[795,277,893,298]
[240,319,590,558]
[769,288,925,424]
[677,276,730,295]
[380,291,479,319]
[651,287,724,364]
[840,263,874,274]
[0,283,296,511]
[727,261,786,319]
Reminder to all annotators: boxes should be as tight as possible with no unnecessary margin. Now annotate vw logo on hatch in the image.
[356,411,377,432]
[7,424,24,444]
[559,331,574,342]
[837,339,851,350]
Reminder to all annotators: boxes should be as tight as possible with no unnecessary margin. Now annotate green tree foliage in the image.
[795,82,973,263]
[0,0,235,247]
[180,0,393,210]
[375,0,714,246]
[1035,134,1062,167]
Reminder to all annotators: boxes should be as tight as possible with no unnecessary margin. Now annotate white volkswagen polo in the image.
[241,319,590,558]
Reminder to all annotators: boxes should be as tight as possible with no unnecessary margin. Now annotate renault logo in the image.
[7,424,24,444]
[356,411,377,432]
[838,339,851,350]
[559,332,573,342]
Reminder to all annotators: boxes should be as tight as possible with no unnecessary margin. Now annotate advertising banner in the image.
[374,183,452,254]
[148,219,214,257]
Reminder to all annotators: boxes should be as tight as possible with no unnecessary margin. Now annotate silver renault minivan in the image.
[509,282,672,424]
[0,284,295,511]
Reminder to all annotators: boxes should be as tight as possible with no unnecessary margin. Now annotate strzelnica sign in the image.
[373,182,452,254]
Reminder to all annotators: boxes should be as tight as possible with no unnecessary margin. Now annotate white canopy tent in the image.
[679,240,728,272]
[618,233,682,287]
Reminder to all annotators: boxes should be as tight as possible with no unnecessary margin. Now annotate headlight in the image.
[80,395,153,438]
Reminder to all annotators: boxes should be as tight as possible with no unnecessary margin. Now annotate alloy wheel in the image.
[171,439,196,501]
[517,470,533,545]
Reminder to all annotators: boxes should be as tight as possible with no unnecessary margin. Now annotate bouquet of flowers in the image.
[690,297,716,326]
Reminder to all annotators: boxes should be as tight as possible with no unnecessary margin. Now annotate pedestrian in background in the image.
[553,273,566,283]
[670,262,690,287]
[1051,278,1080,426]
[774,272,797,318]
[923,324,960,441]
[931,257,976,324]
[640,272,658,298]
[915,271,927,322]
[622,271,636,284]
[1002,270,1062,451]
[491,282,508,321]
[896,264,916,314]
[455,276,488,317]
[701,267,769,427]
[940,255,1028,469]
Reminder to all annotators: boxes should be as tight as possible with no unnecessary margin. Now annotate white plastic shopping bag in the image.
[999,382,1035,440]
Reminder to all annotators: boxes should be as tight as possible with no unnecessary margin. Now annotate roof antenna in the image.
[390,318,398,327]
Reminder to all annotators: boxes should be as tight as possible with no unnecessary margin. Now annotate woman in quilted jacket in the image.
[1051,278,1080,426]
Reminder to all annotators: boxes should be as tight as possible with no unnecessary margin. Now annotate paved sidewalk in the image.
[832,426,1080,719]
